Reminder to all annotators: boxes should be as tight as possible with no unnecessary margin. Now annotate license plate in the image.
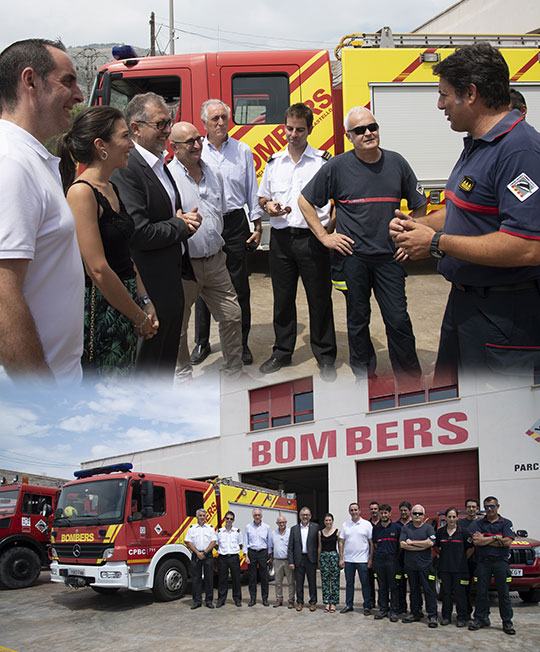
[510,568,523,577]
[69,568,85,576]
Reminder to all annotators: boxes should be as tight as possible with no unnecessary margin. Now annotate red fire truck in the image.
[0,480,60,589]
[49,463,296,600]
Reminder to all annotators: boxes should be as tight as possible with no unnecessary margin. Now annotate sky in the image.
[0,0,455,479]
[1,1,454,55]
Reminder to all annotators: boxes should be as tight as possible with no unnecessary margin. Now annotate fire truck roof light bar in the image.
[74,463,133,479]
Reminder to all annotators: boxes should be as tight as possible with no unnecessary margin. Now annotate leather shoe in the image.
[456,620,466,628]
[242,345,253,365]
[288,600,295,609]
[363,608,371,616]
[389,613,399,623]
[402,614,422,623]
[428,617,438,628]
[468,619,486,631]
[190,343,211,365]
[309,604,317,612]
[216,601,225,608]
[340,606,353,614]
[191,603,201,610]
[503,622,516,635]
[205,602,214,609]
[319,363,337,382]
[273,600,283,608]
[259,356,291,374]
[234,600,242,607]
[262,599,269,607]
[248,600,256,607]
[296,603,303,612]
[374,611,388,620]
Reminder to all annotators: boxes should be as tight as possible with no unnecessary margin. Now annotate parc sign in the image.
[251,411,469,467]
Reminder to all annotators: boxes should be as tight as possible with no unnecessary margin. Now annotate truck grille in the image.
[510,548,535,565]
[55,543,113,561]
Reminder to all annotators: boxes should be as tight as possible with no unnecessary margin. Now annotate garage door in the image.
[356,450,478,518]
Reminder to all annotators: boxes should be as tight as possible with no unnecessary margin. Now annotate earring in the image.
[101,151,108,161]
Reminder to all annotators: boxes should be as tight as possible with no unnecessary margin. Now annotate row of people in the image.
[184,496,516,636]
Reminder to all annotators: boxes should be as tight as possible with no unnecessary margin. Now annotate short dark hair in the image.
[284,102,313,130]
[224,510,235,520]
[399,501,411,510]
[465,497,479,508]
[509,88,526,112]
[483,495,499,505]
[0,38,66,112]
[323,512,334,521]
[369,501,379,508]
[348,502,360,511]
[433,42,510,109]
[57,106,124,192]
[445,506,458,517]
[379,504,391,512]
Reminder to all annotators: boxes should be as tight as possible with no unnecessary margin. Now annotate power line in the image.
[0,451,77,469]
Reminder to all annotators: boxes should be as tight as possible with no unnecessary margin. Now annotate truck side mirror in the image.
[516,529,528,537]
[41,502,53,518]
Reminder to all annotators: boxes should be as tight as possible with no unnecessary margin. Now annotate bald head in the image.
[170,121,203,167]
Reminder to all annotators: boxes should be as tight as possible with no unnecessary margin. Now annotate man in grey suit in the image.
[288,506,319,611]
[112,92,200,376]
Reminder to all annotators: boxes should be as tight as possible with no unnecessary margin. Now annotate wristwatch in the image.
[430,231,445,259]
[136,294,151,308]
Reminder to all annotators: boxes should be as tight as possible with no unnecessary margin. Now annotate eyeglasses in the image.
[484,504,498,510]
[348,122,379,136]
[171,136,203,147]
[225,516,234,521]
[412,512,424,516]
[138,119,172,132]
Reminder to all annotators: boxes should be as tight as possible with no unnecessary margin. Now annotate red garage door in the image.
[356,450,478,518]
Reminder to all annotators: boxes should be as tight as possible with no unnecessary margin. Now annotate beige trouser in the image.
[274,558,295,602]
[176,250,242,378]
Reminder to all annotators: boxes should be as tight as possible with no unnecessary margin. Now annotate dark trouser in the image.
[373,555,399,614]
[368,567,376,608]
[344,561,371,609]
[464,554,476,618]
[191,552,214,605]
[434,282,540,381]
[247,548,269,601]
[342,255,421,378]
[473,558,513,625]
[294,554,318,605]
[397,553,409,613]
[195,209,251,347]
[268,227,336,365]
[439,571,469,621]
[406,565,437,619]
[217,554,241,603]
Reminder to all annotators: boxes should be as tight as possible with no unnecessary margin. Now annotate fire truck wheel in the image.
[152,558,187,601]
[91,586,120,595]
[518,588,540,603]
[0,547,41,589]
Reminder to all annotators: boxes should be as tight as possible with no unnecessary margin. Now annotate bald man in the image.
[168,121,242,380]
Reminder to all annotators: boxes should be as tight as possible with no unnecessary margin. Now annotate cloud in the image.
[58,413,111,433]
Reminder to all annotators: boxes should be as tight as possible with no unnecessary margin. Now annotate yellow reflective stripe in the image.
[472,577,478,583]
[332,280,348,291]
[395,574,402,580]
[506,577,512,583]
[404,573,408,579]
[109,524,122,543]
[428,575,435,581]
[460,580,469,585]
[373,573,378,578]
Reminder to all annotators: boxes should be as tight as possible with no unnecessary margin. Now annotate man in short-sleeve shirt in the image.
[0,39,84,383]
[184,508,217,609]
[390,43,540,377]
[300,107,426,380]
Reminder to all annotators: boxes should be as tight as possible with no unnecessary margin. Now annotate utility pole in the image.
[150,12,156,56]
[169,0,175,55]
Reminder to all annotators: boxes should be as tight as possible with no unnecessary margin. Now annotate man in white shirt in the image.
[258,103,336,381]
[269,514,295,608]
[168,121,242,381]
[243,508,271,606]
[112,93,200,377]
[216,510,243,607]
[0,39,84,383]
[339,502,374,615]
[191,99,262,367]
[184,508,217,609]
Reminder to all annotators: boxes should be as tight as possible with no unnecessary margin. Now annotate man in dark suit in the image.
[288,506,319,611]
[112,92,200,376]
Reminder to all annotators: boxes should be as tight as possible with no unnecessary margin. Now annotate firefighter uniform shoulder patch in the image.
[507,172,539,202]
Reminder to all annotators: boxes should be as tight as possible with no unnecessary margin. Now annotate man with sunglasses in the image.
[468,497,516,635]
[168,121,243,381]
[399,504,438,627]
[113,92,200,377]
[216,511,243,607]
[300,107,426,381]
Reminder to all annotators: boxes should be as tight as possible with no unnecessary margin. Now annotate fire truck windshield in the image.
[0,489,19,516]
[54,479,128,526]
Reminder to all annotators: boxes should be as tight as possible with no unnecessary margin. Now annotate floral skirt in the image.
[82,277,137,377]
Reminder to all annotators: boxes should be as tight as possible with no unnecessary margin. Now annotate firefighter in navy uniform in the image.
[469,496,516,636]
[372,504,401,622]
[184,508,217,609]
[216,511,243,607]
[258,102,337,380]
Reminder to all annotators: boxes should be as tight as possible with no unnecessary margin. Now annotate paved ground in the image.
[1,571,539,652]
[187,254,450,383]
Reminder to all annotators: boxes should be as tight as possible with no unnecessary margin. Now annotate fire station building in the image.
[83,368,540,534]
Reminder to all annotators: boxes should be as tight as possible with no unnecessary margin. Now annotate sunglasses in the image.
[412,512,424,516]
[484,504,497,510]
[349,122,379,136]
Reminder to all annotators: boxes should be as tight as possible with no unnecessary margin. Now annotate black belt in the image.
[219,553,239,557]
[274,227,312,237]
[453,280,537,293]
[224,208,246,218]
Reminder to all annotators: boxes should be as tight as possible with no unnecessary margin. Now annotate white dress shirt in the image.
[184,522,217,551]
[167,157,225,258]
[202,136,262,221]
[257,143,331,229]
[216,526,242,555]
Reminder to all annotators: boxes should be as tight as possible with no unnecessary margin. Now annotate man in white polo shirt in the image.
[0,39,84,383]
[339,502,374,615]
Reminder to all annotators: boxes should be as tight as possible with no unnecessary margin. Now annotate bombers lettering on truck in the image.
[60,533,95,542]
[252,411,468,466]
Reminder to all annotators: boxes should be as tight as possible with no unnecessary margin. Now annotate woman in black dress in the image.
[435,506,474,627]
[318,512,340,613]
[58,106,158,376]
